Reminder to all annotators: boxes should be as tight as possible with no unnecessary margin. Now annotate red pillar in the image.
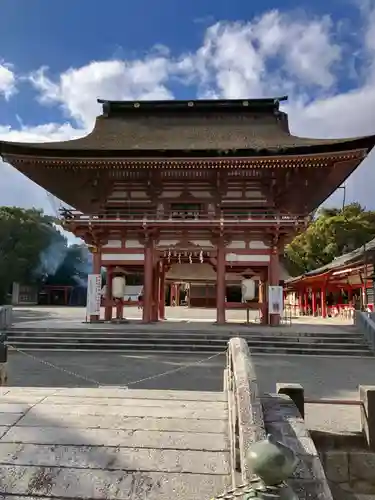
[143,237,154,323]
[90,248,102,322]
[216,237,226,324]
[298,291,303,316]
[104,267,113,321]
[321,288,327,318]
[303,291,308,315]
[159,262,166,320]
[259,269,268,325]
[268,247,280,326]
[151,261,159,322]
[312,290,317,316]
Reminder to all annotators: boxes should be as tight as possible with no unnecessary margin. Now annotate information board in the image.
[268,285,284,315]
[86,274,102,317]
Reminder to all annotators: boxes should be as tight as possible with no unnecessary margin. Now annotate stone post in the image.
[359,385,375,450]
[277,382,305,418]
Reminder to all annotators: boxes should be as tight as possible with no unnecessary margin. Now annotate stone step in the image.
[5,336,368,349]
[7,328,365,339]
[5,333,367,344]
[7,338,373,356]
[8,326,359,338]
[7,343,373,356]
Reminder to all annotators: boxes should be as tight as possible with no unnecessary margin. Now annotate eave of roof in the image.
[1,137,375,160]
[1,96,375,159]
[285,236,375,285]
[98,96,289,115]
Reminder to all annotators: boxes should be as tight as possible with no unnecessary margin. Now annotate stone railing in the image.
[0,305,12,331]
[225,337,266,485]
[225,337,334,499]
[354,310,375,352]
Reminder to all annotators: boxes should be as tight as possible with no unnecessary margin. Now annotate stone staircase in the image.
[4,324,374,356]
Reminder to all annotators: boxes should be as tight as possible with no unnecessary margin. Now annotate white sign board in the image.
[86,274,102,317]
[268,285,284,315]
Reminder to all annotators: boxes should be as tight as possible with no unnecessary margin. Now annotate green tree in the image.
[0,206,67,303]
[284,203,375,276]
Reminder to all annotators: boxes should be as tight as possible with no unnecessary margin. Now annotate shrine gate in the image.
[1,97,375,325]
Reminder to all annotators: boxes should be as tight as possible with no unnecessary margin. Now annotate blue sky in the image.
[0,0,375,216]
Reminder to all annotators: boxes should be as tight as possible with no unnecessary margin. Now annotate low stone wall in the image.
[262,392,334,499]
[322,450,375,498]
[228,338,334,498]
[0,305,12,330]
[0,363,7,385]
[227,337,266,483]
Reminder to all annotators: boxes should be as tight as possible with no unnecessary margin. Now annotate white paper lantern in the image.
[242,279,255,301]
[112,276,126,299]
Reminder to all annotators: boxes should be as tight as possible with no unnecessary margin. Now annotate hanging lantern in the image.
[199,250,204,263]
[189,252,192,264]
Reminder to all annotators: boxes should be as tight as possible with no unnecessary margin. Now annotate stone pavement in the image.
[7,349,375,435]
[11,305,353,334]
[0,387,230,499]
[6,306,373,436]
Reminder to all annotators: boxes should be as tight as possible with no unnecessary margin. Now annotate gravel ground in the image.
[7,350,375,433]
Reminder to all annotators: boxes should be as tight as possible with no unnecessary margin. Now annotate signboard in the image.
[86,274,102,317]
[268,285,284,315]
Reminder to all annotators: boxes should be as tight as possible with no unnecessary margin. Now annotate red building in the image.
[1,97,375,324]
[285,238,375,318]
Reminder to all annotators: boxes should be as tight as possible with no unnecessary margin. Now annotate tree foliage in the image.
[284,203,375,277]
[0,206,66,303]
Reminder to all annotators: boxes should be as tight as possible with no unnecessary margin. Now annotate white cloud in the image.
[0,122,83,213]
[178,11,342,99]
[29,56,173,127]
[1,4,375,214]
[0,62,16,100]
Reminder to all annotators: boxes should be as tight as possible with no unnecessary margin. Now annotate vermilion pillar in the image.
[143,237,154,323]
[104,267,113,321]
[312,290,317,316]
[216,237,226,324]
[303,291,308,315]
[90,248,102,322]
[259,269,268,325]
[321,288,327,318]
[159,262,166,320]
[268,247,280,326]
[151,262,159,322]
[298,291,303,316]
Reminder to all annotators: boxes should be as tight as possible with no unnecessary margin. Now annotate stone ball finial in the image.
[246,434,299,486]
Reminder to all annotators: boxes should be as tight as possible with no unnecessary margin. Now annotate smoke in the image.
[71,246,92,287]
[37,238,68,279]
